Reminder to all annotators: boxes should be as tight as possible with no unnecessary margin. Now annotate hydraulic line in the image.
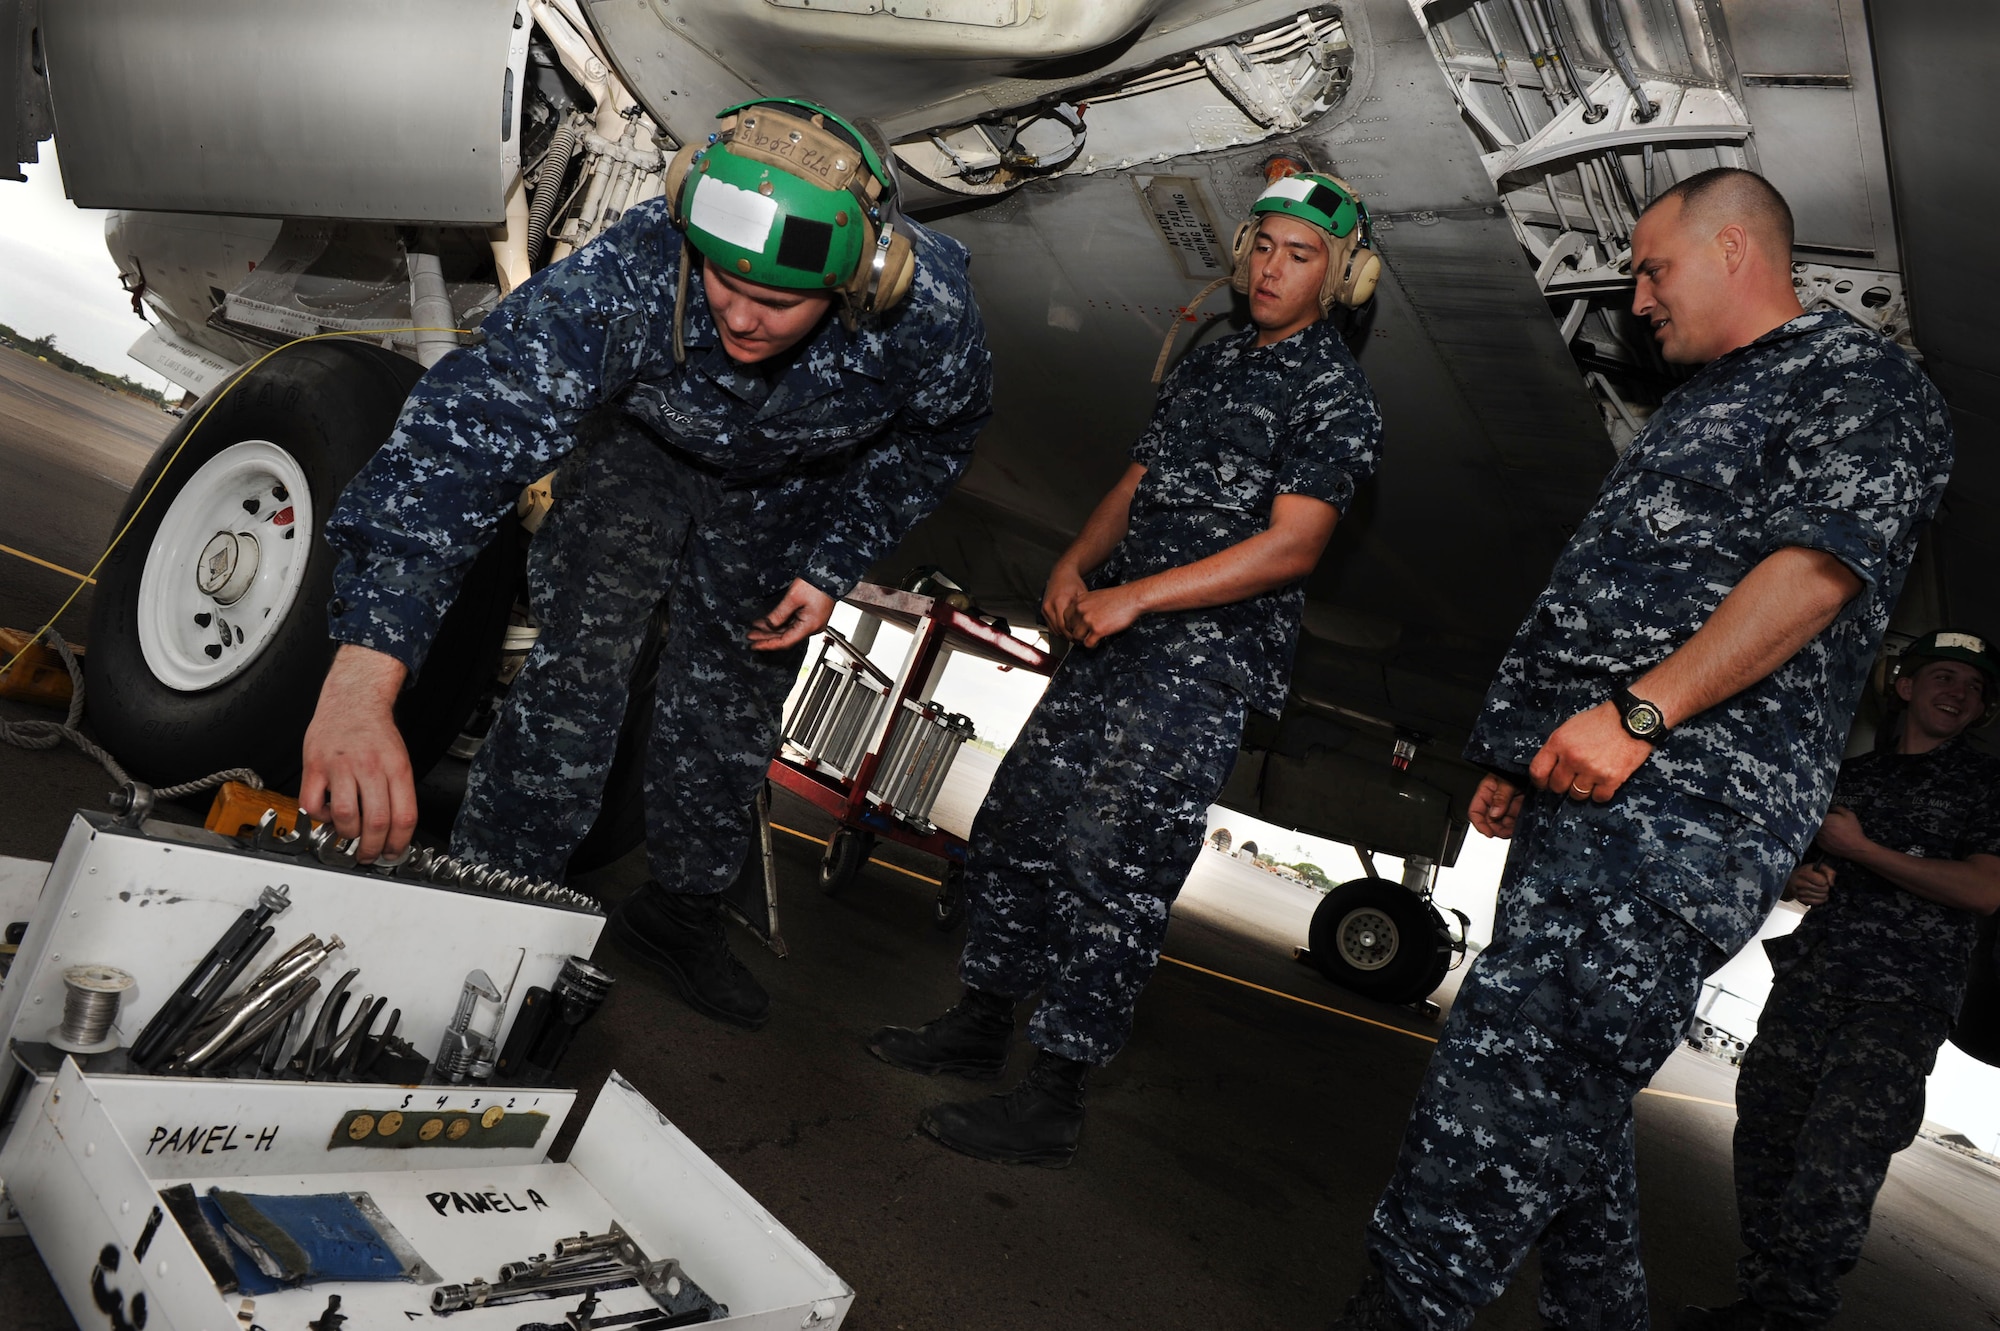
[526,117,582,264]
[1592,0,1658,122]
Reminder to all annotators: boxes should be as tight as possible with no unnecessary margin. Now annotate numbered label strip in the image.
[331,1106,549,1150]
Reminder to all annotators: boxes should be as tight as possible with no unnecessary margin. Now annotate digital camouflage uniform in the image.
[1733,738,2000,1325]
[959,316,1381,1064]
[1360,310,1953,1331]
[325,198,992,886]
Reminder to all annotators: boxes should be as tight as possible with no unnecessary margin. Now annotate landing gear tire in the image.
[1307,878,1451,1005]
[820,827,873,896]
[933,863,967,932]
[85,341,514,791]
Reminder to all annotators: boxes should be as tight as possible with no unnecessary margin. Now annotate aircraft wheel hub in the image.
[138,439,315,692]
[1337,906,1400,972]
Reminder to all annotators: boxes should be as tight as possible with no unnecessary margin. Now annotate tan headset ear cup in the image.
[843,224,917,315]
[873,230,915,311]
[663,143,701,226]
[1229,220,1256,295]
[1342,250,1383,308]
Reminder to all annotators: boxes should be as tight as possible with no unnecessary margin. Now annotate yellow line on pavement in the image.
[774,818,1738,1110]
[770,820,943,886]
[1159,954,1442,1044]
[1638,1087,1736,1110]
[0,542,95,585]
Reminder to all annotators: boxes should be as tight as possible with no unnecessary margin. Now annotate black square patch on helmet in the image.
[775,216,834,274]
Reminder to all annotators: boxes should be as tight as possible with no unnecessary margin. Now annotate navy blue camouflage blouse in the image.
[1789,738,2000,1013]
[1105,316,1382,715]
[324,198,992,676]
[1467,309,1953,857]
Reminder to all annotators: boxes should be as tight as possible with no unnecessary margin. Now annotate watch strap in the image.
[1613,684,1668,741]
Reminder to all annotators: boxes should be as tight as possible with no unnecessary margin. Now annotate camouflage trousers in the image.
[958,642,1246,1064]
[453,413,826,889]
[1365,790,1789,1331]
[1731,963,1949,1325]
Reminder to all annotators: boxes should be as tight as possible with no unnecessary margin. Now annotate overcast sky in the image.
[0,144,173,394]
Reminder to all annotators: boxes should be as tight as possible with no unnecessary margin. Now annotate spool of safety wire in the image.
[48,964,135,1054]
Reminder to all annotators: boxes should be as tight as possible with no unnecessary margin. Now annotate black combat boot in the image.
[919,1048,1088,1167]
[610,883,769,1030]
[866,988,1016,1079]
[1327,1269,1411,1330]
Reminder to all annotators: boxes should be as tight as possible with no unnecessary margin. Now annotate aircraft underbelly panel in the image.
[41,0,524,222]
[897,0,1610,748]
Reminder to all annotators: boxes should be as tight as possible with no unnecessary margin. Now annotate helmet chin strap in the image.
[672,245,692,366]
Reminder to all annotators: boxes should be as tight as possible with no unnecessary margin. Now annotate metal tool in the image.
[169,932,342,1073]
[434,969,503,1084]
[430,1223,694,1316]
[496,956,614,1082]
[193,976,321,1073]
[294,968,360,1080]
[130,884,291,1068]
[334,996,388,1079]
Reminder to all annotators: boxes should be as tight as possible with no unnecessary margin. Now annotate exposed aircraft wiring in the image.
[1591,0,1658,122]
[0,327,474,796]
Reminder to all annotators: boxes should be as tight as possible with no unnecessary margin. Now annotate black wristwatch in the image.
[1613,684,1668,742]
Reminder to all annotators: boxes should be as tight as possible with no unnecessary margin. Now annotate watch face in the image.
[1626,702,1664,737]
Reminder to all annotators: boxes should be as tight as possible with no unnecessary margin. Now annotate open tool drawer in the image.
[6,1059,853,1329]
[0,812,605,1110]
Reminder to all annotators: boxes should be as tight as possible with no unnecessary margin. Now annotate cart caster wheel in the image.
[933,865,967,932]
[820,828,873,896]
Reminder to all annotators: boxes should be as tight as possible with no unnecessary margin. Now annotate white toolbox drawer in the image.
[0,813,606,1089]
[8,1059,851,1330]
[0,814,853,1328]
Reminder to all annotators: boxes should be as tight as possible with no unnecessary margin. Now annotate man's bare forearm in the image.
[1053,462,1146,578]
[1847,845,2000,915]
[1125,496,1337,615]
[1634,546,1863,727]
[327,642,409,700]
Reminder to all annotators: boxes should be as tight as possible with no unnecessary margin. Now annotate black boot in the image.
[866,988,1015,1079]
[920,1049,1087,1167]
[610,883,769,1030]
[1327,1269,1410,1331]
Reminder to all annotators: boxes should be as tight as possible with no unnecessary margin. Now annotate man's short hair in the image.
[1647,167,1794,258]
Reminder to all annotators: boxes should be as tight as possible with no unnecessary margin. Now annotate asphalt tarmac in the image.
[4,351,2000,1329]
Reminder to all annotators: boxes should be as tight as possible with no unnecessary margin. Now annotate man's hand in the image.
[1064,584,1147,648]
[1528,701,1654,803]
[299,644,416,864]
[748,578,835,651]
[1469,772,1526,839]
[1814,806,1874,861]
[1041,564,1088,640]
[1785,860,1835,907]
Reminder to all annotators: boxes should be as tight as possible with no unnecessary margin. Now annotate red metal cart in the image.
[766,581,1055,929]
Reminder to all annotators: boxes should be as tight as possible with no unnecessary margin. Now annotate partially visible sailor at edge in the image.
[1332,167,1953,1331]
[867,170,1383,1169]
[1683,629,2000,1331]
[296,99,992,1032]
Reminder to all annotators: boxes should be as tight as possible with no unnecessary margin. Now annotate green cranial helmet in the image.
[671,98,897,294]
[1249,171,1364,239]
